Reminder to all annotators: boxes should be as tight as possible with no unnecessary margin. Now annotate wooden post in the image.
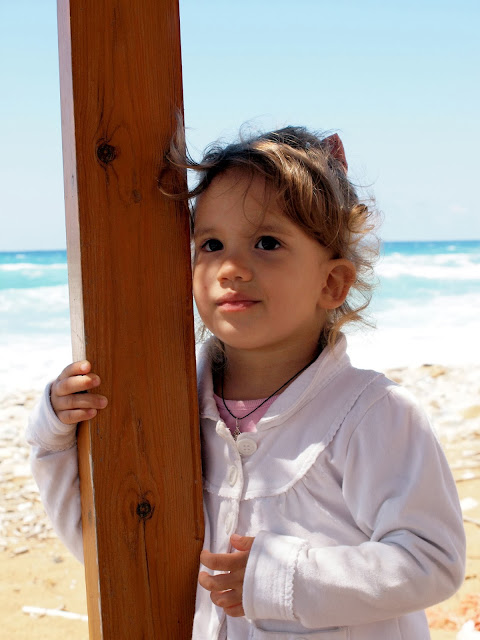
[57,1,204,637]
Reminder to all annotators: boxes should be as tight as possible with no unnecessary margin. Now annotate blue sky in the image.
[0,0,478,251]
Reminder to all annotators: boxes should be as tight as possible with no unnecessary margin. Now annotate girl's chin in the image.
[211,331,267,352]
[214,332,286,354]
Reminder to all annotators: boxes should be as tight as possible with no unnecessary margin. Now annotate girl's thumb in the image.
[230,534,255,551]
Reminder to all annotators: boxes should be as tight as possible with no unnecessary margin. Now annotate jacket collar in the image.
[197,335,351,427]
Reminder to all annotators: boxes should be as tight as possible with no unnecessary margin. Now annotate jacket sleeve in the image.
[25,383,84,563]
[242,386,466,627]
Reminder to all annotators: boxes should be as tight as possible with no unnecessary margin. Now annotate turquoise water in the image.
[1,240,479,391]
[0,250,68,290]
[378,240,480,306]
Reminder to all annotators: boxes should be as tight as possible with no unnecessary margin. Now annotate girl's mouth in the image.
[218,300,257,311]
[216,295,259,311]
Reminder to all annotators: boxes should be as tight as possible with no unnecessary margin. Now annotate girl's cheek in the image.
[192,274,204,305]
[192,264,200,286]
[193,262,210,286]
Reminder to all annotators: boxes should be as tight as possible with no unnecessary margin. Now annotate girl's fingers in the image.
[198,572,245,617]
[199,546,251,618]
[198,570,244,593]
[209,588,243,613]
[198,571,244,615]
[54,393,108,412]
[56,408,99,425]
[53,372,101,397]
[57,360,91,381]
[230,534,255,552]
[50,361,108,424]
[200,549,249,572]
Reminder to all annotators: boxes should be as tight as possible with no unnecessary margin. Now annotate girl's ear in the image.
[319,259,356,309]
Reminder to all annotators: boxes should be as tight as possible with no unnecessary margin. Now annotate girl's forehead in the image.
[201,170,269,203]
[194,171,279,224]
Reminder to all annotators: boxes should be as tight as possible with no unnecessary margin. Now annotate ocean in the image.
[1,241,479,395]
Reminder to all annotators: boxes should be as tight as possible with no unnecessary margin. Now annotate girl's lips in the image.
[218,300,257,311]
[216,296,258,311]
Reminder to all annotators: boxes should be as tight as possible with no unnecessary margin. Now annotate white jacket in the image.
[27,336,465,640]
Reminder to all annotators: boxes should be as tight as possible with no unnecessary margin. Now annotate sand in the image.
[1,364,479,639]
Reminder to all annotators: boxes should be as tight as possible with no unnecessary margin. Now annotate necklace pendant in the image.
[233,419,241,441]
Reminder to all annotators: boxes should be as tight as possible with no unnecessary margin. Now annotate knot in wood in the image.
[96,142,117,164]
[136,500,153,520]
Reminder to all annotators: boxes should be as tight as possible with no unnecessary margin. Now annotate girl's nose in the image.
[217,253,253,283]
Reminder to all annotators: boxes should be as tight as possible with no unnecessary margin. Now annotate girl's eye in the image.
[255,236,281,251]
[201,238,224,252]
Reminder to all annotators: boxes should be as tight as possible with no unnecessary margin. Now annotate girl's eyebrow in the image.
[255,223,294,236]
[193,226,216,239]
[193,221,294,238]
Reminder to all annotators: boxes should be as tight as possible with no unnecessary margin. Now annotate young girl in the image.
[27,126,465,639]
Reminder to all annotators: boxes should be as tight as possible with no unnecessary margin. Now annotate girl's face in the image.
[192,171,335,357]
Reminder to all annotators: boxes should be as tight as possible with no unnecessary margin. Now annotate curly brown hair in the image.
[161,124,379,346]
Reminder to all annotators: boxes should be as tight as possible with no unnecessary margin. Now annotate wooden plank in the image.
[57,1,204,637]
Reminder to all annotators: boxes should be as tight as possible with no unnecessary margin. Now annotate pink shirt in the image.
[213,393,277,436]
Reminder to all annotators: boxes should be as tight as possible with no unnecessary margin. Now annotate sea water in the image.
[1,241,479,394]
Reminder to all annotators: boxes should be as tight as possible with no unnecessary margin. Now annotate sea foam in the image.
[378,252,480,281]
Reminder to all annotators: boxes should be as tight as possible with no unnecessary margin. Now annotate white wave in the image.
[347,325,479,370]
[371,291,480,329]
[345,291,480,369]
[0,262,67,271]
[377,253,480,280]
[0,285,69,313]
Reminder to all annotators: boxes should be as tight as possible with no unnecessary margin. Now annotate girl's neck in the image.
[215,339,323,400]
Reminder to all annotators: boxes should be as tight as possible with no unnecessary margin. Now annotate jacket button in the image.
[228,465,238,486]
[237,438,257,456]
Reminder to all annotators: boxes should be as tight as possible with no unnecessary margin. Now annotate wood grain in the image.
[57,1,204,637]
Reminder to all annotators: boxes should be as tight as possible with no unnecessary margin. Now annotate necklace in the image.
[221,353,320,440]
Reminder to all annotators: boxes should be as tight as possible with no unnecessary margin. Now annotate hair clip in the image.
[324,133,348,173]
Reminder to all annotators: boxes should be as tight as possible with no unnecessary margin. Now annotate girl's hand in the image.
[198,534,255,617]
[50,361,108,425]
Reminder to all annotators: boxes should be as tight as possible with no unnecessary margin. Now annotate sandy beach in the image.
[1,364,479,640]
